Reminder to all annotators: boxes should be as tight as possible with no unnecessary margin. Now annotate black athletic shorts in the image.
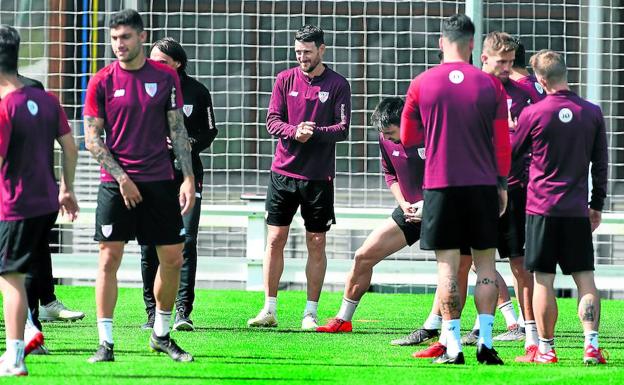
[94,181,185,245]
[0,212,57,275]
[497,186,526,258]
[525,214,594,275]
[391,206,421,246]
[420,186,499,251]
[265,172,336,233]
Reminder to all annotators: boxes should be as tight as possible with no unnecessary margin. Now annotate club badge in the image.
[145,82,157,97]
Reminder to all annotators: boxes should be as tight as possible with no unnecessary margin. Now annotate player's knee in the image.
[305,232,326,252]
[266,231,288,250]
[353,248,375,270]
[160,253,184,270]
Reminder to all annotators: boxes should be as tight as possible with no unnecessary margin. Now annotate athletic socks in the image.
[517,309,525,328]
[422,313,442,330]
[4,339,25,366]
[498,300,518,328]
[304,300,319,317]
[472,315,480,331]
[584,330,599,350]
[477,314,495,349]
[24,310,40,341]
[524,320,538,348]
[263,296,277,314]
[442,319,462,357]
[153,309,172,337]
[538,337,555,354]
[336,297,359,321]
[97,318,114,345]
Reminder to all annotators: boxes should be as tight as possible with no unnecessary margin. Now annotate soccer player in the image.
[510,37,546,102]
[141,37,218,332]
[0,24,78,376]
[462,32,539,354]
[247,25,351,330]
[512,50,608,365]
[84,10,195,363]
[401,14,510,365]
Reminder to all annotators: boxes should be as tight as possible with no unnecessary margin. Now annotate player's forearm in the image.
[266,113,297,139]
[84,116,127,182]
[168,109,194,178]
[389,182,408,205]
[61,144,78,192]
[313,122,349,142]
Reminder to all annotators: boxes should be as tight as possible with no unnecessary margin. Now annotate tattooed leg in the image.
[472,248,498,315]
[572,270,601,332]
[435,249,462,320]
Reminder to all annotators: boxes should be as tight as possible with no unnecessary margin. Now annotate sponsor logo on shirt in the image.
[449,70,464,84]
[289,91,299,97]
[418,147,426,159]
[534,82,544,94]
[26,100,38,116]
[101,224,113,238]
[558,108,573,123]
[113,89,125,97]
[145,82,158,97]
[392,150,400,157]
[318,91,329,103]
[207,107,215,130]
[183,104,194,117]
[340,104,346,124]
[170,86,177,108]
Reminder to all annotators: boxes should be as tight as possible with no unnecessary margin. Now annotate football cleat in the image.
[87,341,114,363]
[0,360,27,377]
[534,349,558,364]
[316,318,352,333]
[247,310,278,328]
[301,314,319,330]
[476,344,504,365]
[432,352,465,365]
[173,310,195,332]
[515,344,538,363]
[412,342,446,358]
[149,333,193,362]
[39,300,85,322]
[461,329,479,346]
[391,328,439,346]
[142,309,155,330]
[583,346,607,365]
[494,324,525,341]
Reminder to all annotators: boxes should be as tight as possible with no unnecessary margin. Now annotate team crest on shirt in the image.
[318,91,329,103]
[144,82,158,97]
[183,104,194,117]
[417,147,426,159]
[449,70,464,84]
[101,224,113,238]
[558,108,573,123]
[534,82,544,94]
[26,100,38,116]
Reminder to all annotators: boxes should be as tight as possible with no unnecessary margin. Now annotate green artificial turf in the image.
[0,286,622,384]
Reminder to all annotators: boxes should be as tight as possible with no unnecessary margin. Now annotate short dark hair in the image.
[295,25,324,47]
[442,14,475,44]
[370,97,404,131]
[109,9,144,32]
[0,24,20,74]
[150,37,188,72]
[512,36,527,68]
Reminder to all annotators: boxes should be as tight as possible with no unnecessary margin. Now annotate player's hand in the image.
[58,189,79,222]
[179,177,196,215]
[119,175,143,209]
[295,122,314,143]
[404,200,423,223]
[508,116,518,131]
[589,208,602,232]
[498,188,508,217]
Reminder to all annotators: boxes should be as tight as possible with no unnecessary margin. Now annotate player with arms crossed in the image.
[0,25,78,376]
[512,50,608,365]
[84,10,195,363]
[401,14,511,365]
[248,25,351,330]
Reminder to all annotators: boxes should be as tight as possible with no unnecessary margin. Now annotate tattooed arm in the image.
[167,109,195,215]
[84,115,142,209]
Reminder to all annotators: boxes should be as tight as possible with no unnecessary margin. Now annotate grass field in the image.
[1,286,622,384]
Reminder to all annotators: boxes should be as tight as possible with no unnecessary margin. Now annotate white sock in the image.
[97,318,113,344]
[153,309,172,337]
[438,326,447,346]
[304,300,319,317]
[524,320,538,348]
[24,312,40,342]
[442,319,462,356]
[422,313,442,330]
[263,296,277,314]
[336,297,359,321]
[517,307,525,328]
[584,330,599,349]
[4,339,25,366]
[538,337,555,354]
[498,300,518,328]
[477,314,495,349]
[472,315,480,331]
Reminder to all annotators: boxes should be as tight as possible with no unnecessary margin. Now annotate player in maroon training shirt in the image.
[510,37,546,102]
[401,14,510,365]
[84,10,195,363]
[0,25,78,376]
[513,50,608,365]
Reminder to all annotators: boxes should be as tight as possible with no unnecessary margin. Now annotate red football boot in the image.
[412,342,446,358]
[515,344,538,363]
[316,318,352,333]
[534,348,558,364]
[583,346,608,365]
